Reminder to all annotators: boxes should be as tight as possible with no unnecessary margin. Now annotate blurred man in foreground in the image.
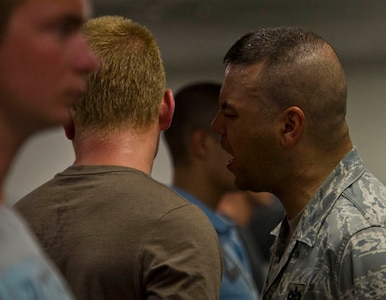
[0,0,98,297]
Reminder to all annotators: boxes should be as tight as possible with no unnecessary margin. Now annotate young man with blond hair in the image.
[16,16,222,300]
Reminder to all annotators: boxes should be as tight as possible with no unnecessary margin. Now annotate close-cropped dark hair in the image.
[164,82,220,166]
[224,27,347,146]
[224,27,326,67]
[223,27,347,110]
[223,27,348,150]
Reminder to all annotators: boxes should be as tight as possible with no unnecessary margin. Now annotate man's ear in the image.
[280,106,305,148]
[190,129,211,160]
[159,89,175,131]
[63,117,75,141]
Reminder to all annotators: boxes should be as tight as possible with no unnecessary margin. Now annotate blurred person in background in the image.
[218,191,284,291]
[164,81,261,300]
[248,194,284,265]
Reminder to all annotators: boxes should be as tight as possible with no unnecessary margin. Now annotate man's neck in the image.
[277,144,353,219]
[73,129,158,176]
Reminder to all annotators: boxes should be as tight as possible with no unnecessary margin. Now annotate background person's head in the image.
[164,82,236,209]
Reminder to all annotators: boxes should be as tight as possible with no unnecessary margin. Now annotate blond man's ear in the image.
[159,89,175,131]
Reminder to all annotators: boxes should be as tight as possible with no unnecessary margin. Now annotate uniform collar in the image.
[272,147,365,247]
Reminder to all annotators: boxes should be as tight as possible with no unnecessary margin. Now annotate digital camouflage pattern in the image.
[262,148,386,299]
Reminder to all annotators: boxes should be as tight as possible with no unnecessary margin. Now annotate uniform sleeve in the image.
[338,226,386,299]
[141,204,223,300]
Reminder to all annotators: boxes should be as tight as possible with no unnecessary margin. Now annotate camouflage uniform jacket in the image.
[262,148,386,299]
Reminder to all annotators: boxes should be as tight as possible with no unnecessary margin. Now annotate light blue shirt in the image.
[174,188,259,300]
[0,206,74,299]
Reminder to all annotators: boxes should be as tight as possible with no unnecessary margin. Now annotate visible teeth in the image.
[226,159,234,166]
